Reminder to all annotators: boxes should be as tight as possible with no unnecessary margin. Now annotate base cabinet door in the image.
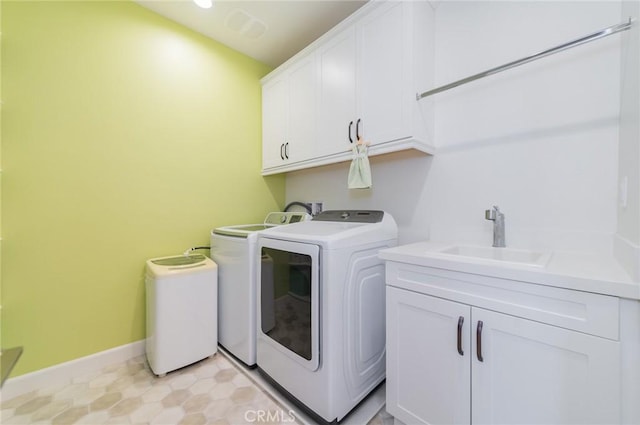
[471,308,621,425]
[386,286,471,425]
[386,287,622,425]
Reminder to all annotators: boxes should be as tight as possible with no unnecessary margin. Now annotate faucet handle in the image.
[485,208,496,221]
[486,205,504,221]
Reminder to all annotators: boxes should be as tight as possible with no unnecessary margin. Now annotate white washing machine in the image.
[210,211,310,366]
[256,210,398,422]
[145,254,217,376]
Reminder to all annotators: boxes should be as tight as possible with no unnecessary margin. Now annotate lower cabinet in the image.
[386,286,621,425]
[386,288,470,425]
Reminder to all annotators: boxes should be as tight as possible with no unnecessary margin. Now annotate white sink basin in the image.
[434,245,552,268]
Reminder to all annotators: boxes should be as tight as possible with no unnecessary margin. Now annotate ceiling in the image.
[135,0,368,68]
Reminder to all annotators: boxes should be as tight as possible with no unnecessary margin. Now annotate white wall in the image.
[287,1,626,257]
[286,150,434,243]
[616,0,640,279]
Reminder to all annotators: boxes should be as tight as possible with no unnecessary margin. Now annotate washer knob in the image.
[340,212,350,220]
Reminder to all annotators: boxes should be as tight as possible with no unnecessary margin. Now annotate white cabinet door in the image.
[472,308,621,425]
[317,26,357,157]
[386,287,471,425]
[262,54,316,170]
[318,2,411,157]
[357,1,410,146]
[286,55,316,163]
[262,77,288,169]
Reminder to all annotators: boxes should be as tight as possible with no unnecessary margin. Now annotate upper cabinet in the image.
[262,76,288,169]
[316,26,357,157]
[262,53,317,169]
[261,0,435,176]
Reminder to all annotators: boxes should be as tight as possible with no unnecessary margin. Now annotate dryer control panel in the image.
[312,210,384,223]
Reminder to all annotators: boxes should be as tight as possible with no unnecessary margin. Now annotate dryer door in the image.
[258,238,320,372]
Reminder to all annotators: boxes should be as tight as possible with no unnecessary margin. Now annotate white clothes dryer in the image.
[210,211,310,366]
[256,210,398,422]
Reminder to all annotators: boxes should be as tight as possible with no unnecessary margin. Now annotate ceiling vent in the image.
[224,8,268,40]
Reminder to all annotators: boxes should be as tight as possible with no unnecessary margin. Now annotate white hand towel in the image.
[348,144,372,189]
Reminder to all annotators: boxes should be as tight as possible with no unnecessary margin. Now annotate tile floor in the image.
[1,350,392,425]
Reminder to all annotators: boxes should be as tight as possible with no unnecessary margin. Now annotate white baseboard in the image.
[0,340,145,401]
[614,233,640,282]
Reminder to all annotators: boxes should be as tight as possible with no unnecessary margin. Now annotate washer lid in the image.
[146,254,216,276]
[151,254,208,266]
[213,224,274,238]
[213,211,311,238]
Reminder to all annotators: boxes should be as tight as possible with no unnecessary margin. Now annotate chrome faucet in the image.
[485,206,506,248]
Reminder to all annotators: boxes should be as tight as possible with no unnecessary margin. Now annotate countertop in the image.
[379,241,640,300]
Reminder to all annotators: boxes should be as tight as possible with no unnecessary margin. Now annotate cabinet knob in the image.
[284,142,289,159]
[356,118,362,141]
[280,143,285,160]
[348,121,354,144]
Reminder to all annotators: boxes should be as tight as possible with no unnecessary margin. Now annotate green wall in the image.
[0,0,3,359]
[1,1,284,376]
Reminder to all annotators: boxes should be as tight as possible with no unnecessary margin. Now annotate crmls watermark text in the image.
[244,409,297,423]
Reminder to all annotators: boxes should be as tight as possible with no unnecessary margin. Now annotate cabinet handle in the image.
[476,321,484,362]
[284,142,289,159]
[348,121,354,143]
[280,143,284,160]
[356,118,361,141]
[457,316,464,356]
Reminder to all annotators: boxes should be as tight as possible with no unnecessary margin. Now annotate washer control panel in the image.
[264,211,311,225]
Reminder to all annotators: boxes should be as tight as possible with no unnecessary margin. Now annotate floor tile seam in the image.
[61,363,158,424]
[127,362,210,422]
[214,349,308,424]
[4,393,82,423]
[214,351,282,407]
[3,351,292,425]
